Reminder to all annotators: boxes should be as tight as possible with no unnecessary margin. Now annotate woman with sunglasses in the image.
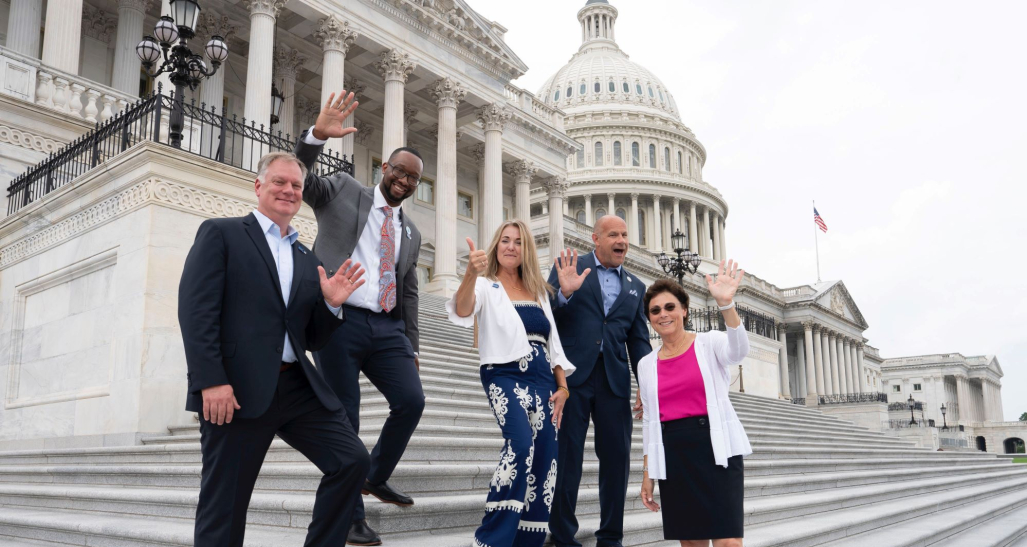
[637,260,751,547]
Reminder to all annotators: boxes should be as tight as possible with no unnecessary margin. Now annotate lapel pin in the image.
[297,244,308,254]
[627,276,632,283]
[405,226,412,239]
[492,283,500,288]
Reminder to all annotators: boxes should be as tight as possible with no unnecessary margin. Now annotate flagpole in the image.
[814,200,821,283]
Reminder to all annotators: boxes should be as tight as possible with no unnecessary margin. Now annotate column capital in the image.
[630,192,639,200]
[673,197,681,205]
[802,321,815,331]
[376,49,416,83]
[477,103,511,132]
[404,104,418,125]
[584,193,593,201]
[471,143,486,166]
[812,323,822,333]
[430,77,466,109]
[247,0,286,18]
[827,330,837,339]
[608,192,616,200]
[652,195,661,205]
[82,5,117,44]
[117,0,152,13]
[510,160,537,182]
[344,75,366,98]
[317,15,358,54]
[689,200,697,211]
[273,48,307,80]
[196,12,239,44]
[354,120,374,145]
[856,342,865,349]
[544,177,569,198]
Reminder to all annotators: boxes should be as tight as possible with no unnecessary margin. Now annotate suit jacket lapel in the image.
[287,242,306,308]
[607,267,632,316]
[358,186,374,233]
[244,213,285,305]
[397,208,413,277]
[583,252,605,315]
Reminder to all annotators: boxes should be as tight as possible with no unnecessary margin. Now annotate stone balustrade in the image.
[503,83,566,131]
[0,46,137,124]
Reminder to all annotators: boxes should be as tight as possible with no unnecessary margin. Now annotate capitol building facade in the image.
[0,0,1024,543]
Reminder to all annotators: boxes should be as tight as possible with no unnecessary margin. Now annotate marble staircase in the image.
[0,294,1025,546]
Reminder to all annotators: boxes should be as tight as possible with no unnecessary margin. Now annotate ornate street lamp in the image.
[658,229,702,286]
[270,82,285,126]
[908,393,917,426]
[136,0,229,148]
[940,403,948,431]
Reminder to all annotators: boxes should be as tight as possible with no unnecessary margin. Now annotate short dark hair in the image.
[643,279,690,318]
[389,146,422,162]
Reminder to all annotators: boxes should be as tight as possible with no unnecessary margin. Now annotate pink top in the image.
[657,343,708,421]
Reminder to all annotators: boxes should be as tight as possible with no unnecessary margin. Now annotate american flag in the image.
[814,208,828,233]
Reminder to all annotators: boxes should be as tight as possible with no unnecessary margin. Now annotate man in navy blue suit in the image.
[548,215,653,547]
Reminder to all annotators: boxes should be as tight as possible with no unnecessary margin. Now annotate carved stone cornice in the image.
[316,15,358,55]
[0,125,62,154]
[430,77,466,109]
[247,0,286,18]
[476,104,510,132]
[273,48,307,80]
[375,49,416,83]
[82,6,117,43]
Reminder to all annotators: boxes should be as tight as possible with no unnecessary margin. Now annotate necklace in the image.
[659,336,692,360]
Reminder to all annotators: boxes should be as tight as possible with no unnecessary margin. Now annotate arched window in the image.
[594,82,601,93]
[616,208,626,221]
[1005,438,1026,454]
[664,147,671,171]
[576,149,584,168]
[580,83,586,95]
[677,151,683,173]
[648,144,656,168]
[567,86,573,98]
[648,85,654,98]
[595,208,607,219]
[554,90,560,101]
[658,89,664,102]
[576,210,586,223]
[638,210,647,246]
[608,81,615,92]
[613,141,622,166]
[622,82,630,93]
[594,141,604,166]
[631,142,640,166]
[635,83,643,95]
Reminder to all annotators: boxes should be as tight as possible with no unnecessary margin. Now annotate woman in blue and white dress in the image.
[448,219,577,547]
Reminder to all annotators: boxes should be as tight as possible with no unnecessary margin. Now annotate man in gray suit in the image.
[294,91,425,546]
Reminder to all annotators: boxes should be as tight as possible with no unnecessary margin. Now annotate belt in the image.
[661,415,709,430]
[280,362,296,373]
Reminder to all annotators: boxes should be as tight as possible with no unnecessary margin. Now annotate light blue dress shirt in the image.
[252,210,342,363]
[557,250,623,315]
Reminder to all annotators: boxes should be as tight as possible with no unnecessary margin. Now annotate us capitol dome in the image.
[533,0,728,261]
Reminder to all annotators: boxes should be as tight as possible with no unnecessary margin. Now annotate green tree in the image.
[1020,412,1027,422]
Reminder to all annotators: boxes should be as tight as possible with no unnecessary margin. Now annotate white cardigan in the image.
[445,277,575,376]
[638,323,752,477]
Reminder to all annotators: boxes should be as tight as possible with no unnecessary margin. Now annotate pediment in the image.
[388,0,528,77]
[815,281,868,329]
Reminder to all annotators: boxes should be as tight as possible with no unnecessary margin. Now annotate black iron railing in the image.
[886,418,937,429]
[888,401,927,411]
[648,305,779,341]
[817,392,889,405]
[6,89,353,215]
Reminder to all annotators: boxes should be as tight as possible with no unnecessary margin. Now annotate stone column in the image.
[584,194,593,225]
[196,13,235,157]
[316,15,357,159]
[652,196,663,252]
[42,0,84,74]
[820,329,833,395]
[471,143,487,246]
[719,218,727,259]
[955,375,968,423]
[424,77,466,295]
[110,0,149,94]
[545,177,568,262]
[672,198,681,240]
[607,193,615,219]
[6,0,44,58]
[803,322,819,405]
[836,336,848,395]
[711,211,722,261]
[477,104,510,242]
[376,49,416,160]
[701,206,711,258]
[795,332,807,398]
[243,0,284,164]
[688,201,698,254]
[777,325,791,399]
[851,343,862,393]
[811,324,826,398]
[273,48,305,138]
[513,160,536,222]
[629,193,640,246]
[827,331,840,396]
[840,338,851,395]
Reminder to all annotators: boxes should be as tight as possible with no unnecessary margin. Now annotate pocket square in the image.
[629,289,638,297]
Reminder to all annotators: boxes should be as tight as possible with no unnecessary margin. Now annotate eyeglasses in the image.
[388,165,420,185]
[648,302,679,316]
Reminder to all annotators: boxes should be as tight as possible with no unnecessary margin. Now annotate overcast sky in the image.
[479,0,1027,421]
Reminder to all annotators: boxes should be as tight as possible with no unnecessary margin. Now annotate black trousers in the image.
[550,355,633,547]
[194,365,370,547]
[314,305,425,521]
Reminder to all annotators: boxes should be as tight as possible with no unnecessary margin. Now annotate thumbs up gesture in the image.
[466,237,489,277]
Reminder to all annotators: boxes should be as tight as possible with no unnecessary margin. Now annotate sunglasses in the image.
[648,302,679,316]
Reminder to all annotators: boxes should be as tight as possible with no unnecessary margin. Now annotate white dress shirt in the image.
[304,128,402,313]
[252,210,342,363]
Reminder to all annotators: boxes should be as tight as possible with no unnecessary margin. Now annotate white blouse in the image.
[638,323,752,477]
[445,277,575,376]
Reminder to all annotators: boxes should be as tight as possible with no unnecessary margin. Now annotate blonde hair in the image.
[256,151,308,183]
[483,220,554,299]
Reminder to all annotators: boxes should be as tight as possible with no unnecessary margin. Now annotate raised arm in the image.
[707,259,749,365]
[453,238,487,317]
[295,91,360,209]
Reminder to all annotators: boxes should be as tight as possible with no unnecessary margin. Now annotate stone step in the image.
[745,475,1027,547]
[935,501,1027,547]
[819,484,1027,547]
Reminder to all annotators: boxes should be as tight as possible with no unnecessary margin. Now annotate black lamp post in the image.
[270,82,285,126]
[940,403,948,430]
[658,229,702,286]
[136,0,229,148]
[908,393,917,426]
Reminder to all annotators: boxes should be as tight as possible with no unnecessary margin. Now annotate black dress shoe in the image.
[361,479,414,506]
[346,519,381,546]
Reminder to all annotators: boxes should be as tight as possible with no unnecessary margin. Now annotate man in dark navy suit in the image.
[179,151,370,547]
[548,215,653,547]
